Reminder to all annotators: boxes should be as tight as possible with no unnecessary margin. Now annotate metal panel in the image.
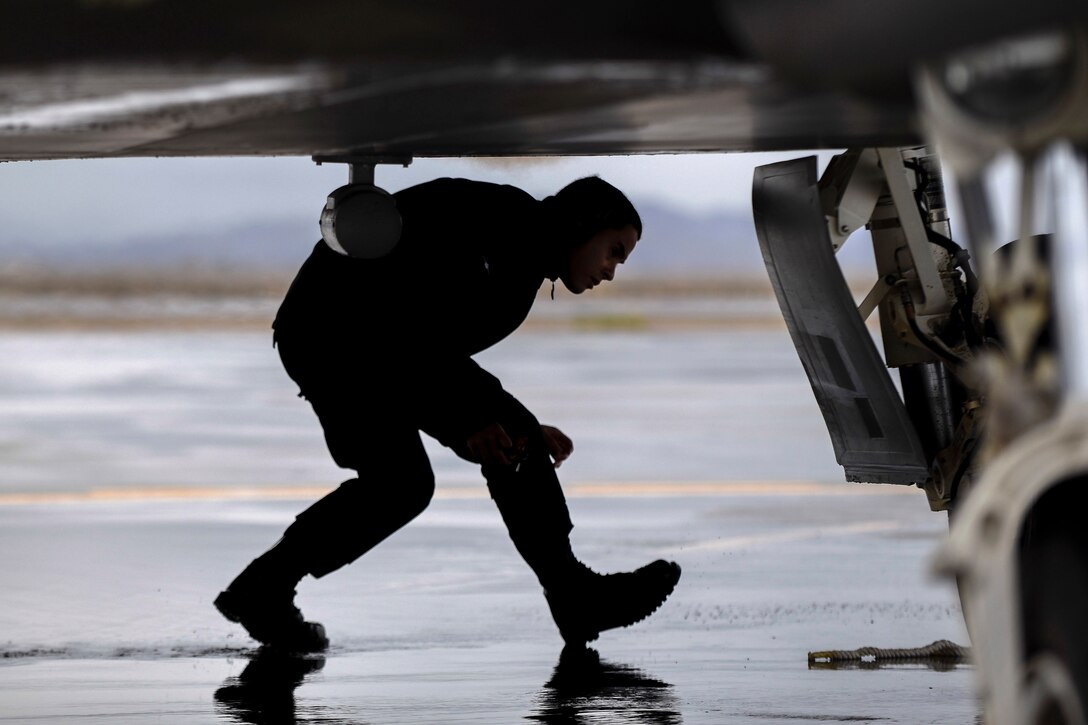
[753,156,929,484]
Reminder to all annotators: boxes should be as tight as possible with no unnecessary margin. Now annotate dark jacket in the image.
[273,178,564,437]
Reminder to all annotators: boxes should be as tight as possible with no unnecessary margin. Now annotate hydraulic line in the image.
[903,158,983,343]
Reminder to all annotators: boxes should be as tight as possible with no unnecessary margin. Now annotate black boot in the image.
[216,475,434,651]
[543,559,681,646]
[485,442,681,646]
[214,537,329,653]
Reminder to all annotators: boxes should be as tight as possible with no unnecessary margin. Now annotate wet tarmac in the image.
[0,482,978,724]
[0,327,978,722]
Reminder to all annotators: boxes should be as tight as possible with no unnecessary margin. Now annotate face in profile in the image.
[559,225,639,294]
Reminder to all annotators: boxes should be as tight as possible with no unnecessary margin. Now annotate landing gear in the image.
[919,29,1088,725]
[755,27,1088,723]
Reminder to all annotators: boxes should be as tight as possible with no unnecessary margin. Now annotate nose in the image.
[602,264,615,281]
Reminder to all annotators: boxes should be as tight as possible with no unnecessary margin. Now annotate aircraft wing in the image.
[0,0,962,160]
[5,0,1084,162]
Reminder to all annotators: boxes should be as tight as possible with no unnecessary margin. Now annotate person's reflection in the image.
[214,647,326,725]
[530,645,682,725]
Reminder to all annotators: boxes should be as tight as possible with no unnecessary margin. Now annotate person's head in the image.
[546,177,642,294]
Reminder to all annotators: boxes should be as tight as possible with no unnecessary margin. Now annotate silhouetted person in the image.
[215,176,681,652]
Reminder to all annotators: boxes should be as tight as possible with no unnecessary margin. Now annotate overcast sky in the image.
[0,152,836,247]
[0,149,1016,251]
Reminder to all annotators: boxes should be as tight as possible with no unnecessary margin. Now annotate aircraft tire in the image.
[1020,480,1088,725]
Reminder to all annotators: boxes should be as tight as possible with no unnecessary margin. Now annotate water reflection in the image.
[214,647,326,725]
[530,646,682,724]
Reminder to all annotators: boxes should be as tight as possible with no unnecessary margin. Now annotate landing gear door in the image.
[753,156,928,484]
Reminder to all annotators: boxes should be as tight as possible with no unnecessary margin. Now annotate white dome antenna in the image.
[313,154,412,259]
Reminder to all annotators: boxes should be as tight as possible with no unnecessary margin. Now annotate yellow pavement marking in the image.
[0,480,917,507]
[665,520,906,554]
[564,481,914,497]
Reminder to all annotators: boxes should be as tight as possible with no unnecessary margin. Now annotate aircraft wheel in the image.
[1020,481,1088,725]
[1023,654,1085,725]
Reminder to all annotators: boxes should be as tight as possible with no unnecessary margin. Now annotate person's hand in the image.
[540,424,573,468]
[466,423,527,466]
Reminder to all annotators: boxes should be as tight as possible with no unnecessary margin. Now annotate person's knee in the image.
[365,457,435,519]
[287,471,435,539]
[403,469,436,517]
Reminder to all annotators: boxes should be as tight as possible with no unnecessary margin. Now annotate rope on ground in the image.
[808,639,971,665]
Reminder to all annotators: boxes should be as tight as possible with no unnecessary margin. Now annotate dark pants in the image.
[273,330,576,584]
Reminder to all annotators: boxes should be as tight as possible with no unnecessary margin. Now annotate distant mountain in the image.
[0,218,318,272]
[630,199,876,277]
[627,202,763,276]
[0,200,877,276]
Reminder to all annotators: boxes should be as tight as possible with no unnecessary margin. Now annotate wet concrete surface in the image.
[0,483,978,723]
